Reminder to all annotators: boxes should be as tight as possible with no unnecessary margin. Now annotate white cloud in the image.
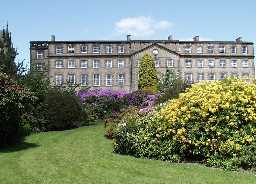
[115,16,173,37]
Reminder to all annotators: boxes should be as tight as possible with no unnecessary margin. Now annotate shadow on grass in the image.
[0,142,39,153]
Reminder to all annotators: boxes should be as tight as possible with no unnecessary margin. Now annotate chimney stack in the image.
[168,35,173,41]
[236,37,242,42]
[51,35,55,42]
[127,34,131,41]
[193,36,199,41]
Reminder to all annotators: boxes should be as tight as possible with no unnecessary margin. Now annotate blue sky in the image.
[1,0,255,67]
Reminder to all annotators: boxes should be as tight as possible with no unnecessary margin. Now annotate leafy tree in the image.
[138,53,158,93]
[0,25,17,78]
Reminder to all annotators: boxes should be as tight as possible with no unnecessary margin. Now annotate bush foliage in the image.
[113,78,256,170]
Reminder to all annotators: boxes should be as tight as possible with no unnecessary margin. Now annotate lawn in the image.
[0,122,255,184]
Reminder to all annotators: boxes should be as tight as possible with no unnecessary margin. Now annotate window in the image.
[207,45,214,54]
[208,60,215,68]
[92,46,100,54]
[93,60,100,68]
[36,63,43,71]
[67,74,76,85]
[155,60,160,68]
[220,73,227,80]
[219,59,226,68]
[106,60,112,68]
[219,45,225,53]
[231,60,237,68]
[118,74,125,86]
[93,74,100,86]
[106,46,112,54]
[118,45,124,53]
[197,59,203,68]
[80,45,88,53]
[55,75,64,86]
[67,44,75,53]
[242,46,248,54]
[36,50,44,59]
[80,60,88,68]
[55,60,64,68]
[242,60,249,67]
[106,74,112,86]
[80,74,88,86]
[231,46,237,54]
[56,46,63,54]
[208,73,215,80]
[184,46,192,54]
[242,73,249,80]
[185,73,193,83]
[197,73,204,81]
[166,59,174,67]
[185,59,192,68]
[197,47,203,54]
[68,60,76,68]
[118,60,125,68]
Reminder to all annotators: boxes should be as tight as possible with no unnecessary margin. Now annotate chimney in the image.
[167,35,173,41]
[51,35,55,42]
[127,34,131,41]
[236,37,242,42]
[193,36,199,41]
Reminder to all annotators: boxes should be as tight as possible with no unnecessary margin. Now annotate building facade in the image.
[30,35,255,92]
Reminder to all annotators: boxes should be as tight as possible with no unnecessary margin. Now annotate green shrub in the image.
[44,88,84,130]
[0,72,36,146]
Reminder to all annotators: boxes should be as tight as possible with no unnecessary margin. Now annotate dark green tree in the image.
[138,53,158,93]
[0,24,17,77]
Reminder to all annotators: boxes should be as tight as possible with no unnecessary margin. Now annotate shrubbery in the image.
[113,78,256,170]
[0,72,36,146]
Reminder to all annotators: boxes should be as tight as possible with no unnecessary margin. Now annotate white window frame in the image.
[92,46,100,54]
[93,74,100,86]
[231,46,237,54]
[208,73,215,80]
[242,60,249,68]
[231,60,237,68]
[106,60,112,68]
[80,74,88,86]
[118,45,125,54]
[166,59,174,68]
[207,45,214,54]
[55,75,64,86]
[68,60,76,68]
[67,74,76,85]
[219,59,226,68]
[80,60,88,68]
[93,60,100,69]
[56,46,63,55]
[36,50,44,59]
[106,74,112,86]
[80,45,88,53]
[242,46,248,54]
[184,46,192,54]
[208,60,215,68]
[36,63,43,71]
[197,59,203,68]
[185,59,192,68]
[55,60,64,68]
[219,46,225,54]
[197,47,203,54]
[118,74,125,86]
[118,59,125,68]
[67,44,75,53]
[106,46,113,54]
[197,73,204,81]
[185,73,193,83]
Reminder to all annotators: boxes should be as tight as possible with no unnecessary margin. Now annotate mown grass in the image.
[0,121,255,184]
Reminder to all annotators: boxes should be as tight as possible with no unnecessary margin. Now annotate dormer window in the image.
[67,44,75,53]
[80,45,88,53]
[56,46,63,55]
[207,45,214,54]
[197,47,203,54]
[184,46,192,54]
[106,45,113,54]
[118,45,125,54]
[231,46,237,54]
[93,46,100,54]
[242,46,248,54]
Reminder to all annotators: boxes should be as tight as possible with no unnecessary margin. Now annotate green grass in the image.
[0,122,255,184]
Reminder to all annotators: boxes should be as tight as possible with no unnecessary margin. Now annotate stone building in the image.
[30,35,255,92]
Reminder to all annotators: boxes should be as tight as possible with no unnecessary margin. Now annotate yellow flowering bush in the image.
[113,78,256,170]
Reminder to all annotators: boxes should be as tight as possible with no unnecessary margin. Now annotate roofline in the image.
[30,40,254,45]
